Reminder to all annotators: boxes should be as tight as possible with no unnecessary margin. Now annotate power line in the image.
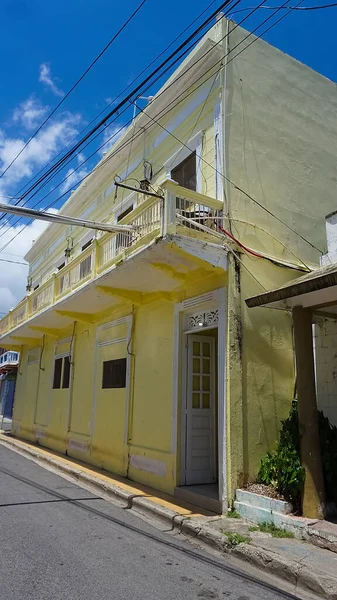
[9,0,238,207]
[0,0,247,238]
[132,2,323,254]
[0,5,290,257]
[0,258,27,265]
[2,0,267,229]
[0,0,319,260]
[0,2,232,235]
[230,2,337,13]
[0,0,148,182]
[9,0,220,203]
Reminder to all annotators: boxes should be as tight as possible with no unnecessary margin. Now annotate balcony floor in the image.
[0,234,227,347]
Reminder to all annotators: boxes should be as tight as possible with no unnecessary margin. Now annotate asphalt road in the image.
[0,446,305,600]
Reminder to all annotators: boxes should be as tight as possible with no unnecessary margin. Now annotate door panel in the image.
[92,342,127,473]
[185,335,216,485]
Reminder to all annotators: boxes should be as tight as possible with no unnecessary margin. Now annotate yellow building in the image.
[1,18,337,513]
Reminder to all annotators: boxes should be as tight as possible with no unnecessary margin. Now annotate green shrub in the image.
[257,402,305,508]
[257,403,337,508]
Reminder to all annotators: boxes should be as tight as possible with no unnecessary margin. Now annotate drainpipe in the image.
[126,307,136,477]
[222,18,231,229]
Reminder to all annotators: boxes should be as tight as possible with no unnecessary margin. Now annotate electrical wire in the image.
[0,0,148,182]
[2,0,264,222]
[0,0,251,239]
[0,0,319,260]
[0,258,27,265]
[6,0,240,208]
[230,2,337,13]
[7,0,221,206]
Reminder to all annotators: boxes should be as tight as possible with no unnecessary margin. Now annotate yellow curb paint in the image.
[0,436,208,517]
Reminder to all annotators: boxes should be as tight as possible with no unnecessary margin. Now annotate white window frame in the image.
[163,131,203,194]
[79,230,94,251]
[214,101,224,202]
[113,193,137,255]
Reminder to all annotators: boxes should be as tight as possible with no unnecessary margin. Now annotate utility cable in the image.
[230,2,337,13]
[8,0,240,205]
[0,0,317,259]
[0,0,148,182]
[133,1,322,255]
[4,0,261,221]
[0,0,251,237]
[8,0,220,203]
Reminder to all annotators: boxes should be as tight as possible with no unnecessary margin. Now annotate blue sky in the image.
[0,0,336,311]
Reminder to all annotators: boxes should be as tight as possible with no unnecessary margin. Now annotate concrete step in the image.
[234,500,275,524]
[174,487,221,514]
[236,489,292,514]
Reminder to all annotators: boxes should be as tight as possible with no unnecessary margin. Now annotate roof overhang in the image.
[246,262,337,313]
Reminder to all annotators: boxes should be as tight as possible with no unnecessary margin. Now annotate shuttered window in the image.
[102,358,127,389]
[53,356,71,390]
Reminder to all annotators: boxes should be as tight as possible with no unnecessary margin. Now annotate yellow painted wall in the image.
[226,253,296,499]
[128,300,175,492]
[68,323,94,438]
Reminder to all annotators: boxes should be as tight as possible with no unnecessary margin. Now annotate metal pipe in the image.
[0,202,135,233]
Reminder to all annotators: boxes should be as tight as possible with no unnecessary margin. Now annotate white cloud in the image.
[59,165,90,194]
[0,217,55,313]
[0,112,81,192]
[39,63,64,97]
[13,97,48,130]
[99,124,126,156]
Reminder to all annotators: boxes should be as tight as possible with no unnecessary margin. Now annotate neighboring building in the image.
[246,213,337,518]
[0,350,20,425]
[0,17,336,514]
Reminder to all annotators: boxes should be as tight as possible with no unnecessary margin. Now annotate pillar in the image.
[293,306,325,519]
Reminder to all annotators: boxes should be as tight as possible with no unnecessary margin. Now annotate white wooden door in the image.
[185,335,216,485]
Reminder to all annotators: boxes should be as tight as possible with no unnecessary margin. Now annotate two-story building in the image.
[1,17,337,514]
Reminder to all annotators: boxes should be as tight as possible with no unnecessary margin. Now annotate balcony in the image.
[0,181,224,339]
[0,351,20,368]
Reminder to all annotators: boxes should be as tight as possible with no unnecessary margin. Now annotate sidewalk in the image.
[1,433,337,600]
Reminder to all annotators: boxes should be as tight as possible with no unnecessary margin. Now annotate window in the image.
[81,239,93,252]
[53,358,63,389]
[102,358,127,389]
[117,205,133,223]
[171,152,196,191]
[33,284,40,291]
[53,356,71,390]
[62,356,71,389]
[116,204,134,254]
[58,262,65,271]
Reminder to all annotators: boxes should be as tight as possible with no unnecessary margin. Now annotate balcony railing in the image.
[0,351,20,367]
[0,181,223,337]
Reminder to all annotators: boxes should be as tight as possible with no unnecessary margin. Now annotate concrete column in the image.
[293,306,325,519]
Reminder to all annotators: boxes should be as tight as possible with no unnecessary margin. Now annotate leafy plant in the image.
[226,509,241,519]
[257,402,305,509]
[222,532,251,546]
[257,522,294,538]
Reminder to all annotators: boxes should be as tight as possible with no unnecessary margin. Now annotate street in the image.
[0,446,304,600]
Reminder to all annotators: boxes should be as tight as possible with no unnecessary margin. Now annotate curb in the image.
[1,435,336,600]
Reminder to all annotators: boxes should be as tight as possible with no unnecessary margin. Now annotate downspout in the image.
[126,306,136,477]
[222,18,232,233]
